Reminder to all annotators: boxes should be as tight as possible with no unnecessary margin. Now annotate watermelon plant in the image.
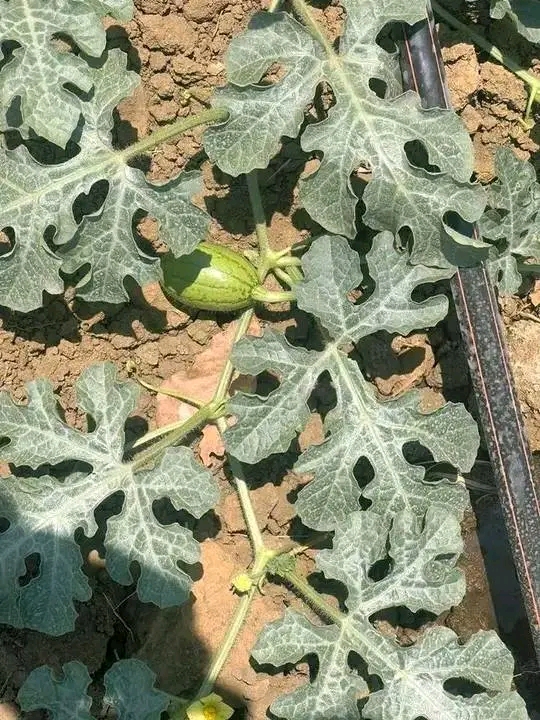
[0,0,538,718]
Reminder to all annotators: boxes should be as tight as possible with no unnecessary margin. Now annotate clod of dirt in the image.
[150,72,176,99]
[140,282,191,329]
[139,14,197,54]
[442,40,480,111]
[149,99,178,124]
[445,512,497,637]
[116,84,150,144]
[171,56,206,85]
[183,0,229,23]
[480,61,528,112]
[506,320,540,450]
[359,333,435,398]
[298,412,325,453]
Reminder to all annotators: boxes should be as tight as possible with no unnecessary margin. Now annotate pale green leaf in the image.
[0,363,218,635]
[490,0,540,42]
[0,50,209,311]
[480,147,540,293]
[227,235,477,530]
[104,660,169,719]
[0,0,133,147]
[296,233,453,341]
[295,358,474,529]
[18,662,93,720]
[204,3,485,265]
[254,508,526,720]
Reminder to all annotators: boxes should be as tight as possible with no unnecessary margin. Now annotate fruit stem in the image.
[431,0,540,127]
[251,286,295,304]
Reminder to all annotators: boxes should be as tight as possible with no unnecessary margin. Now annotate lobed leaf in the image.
[480,147,540,293]
[0,363,218,635]
[226,234,478,530]
[103,660,170,719]
[18,659,168,719]
[204,2,486,266]
[296,232,454,341]
[0,50,209,311]
[0,0,133,147]
[254,508,527,720]
[17,662,93,720]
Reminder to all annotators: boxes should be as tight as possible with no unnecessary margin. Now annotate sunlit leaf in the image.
[204,2,485,265]
[0,0,133,146]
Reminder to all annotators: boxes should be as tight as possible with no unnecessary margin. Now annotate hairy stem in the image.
[252,287,296,303]
[214,308,254,402]
[218,415,265,553]
[269,557,345,626]
[283,263,304,285]
[133,376,205,409]
[273,266,299,287]
[131,405,213,470]
[195,588,257,702]
[121,107,229,161]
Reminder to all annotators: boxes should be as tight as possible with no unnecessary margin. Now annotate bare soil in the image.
[1,0,540,717]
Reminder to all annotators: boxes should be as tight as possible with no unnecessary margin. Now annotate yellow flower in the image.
[231,572,253,593]
[185,693,234,720]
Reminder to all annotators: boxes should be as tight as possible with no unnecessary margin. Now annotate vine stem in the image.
[431,0,540,123]
[198,588,257,697]
[267,0,282,12]
[246,171,272,281]
[271,560,344,626]
[120,107,228,161]
[168,587,257,720]
[216,309,255,403]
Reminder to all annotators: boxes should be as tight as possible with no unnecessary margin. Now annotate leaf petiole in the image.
[267,554,344,626]
[129,372,205,410]
[120,107,229,161]
[130,404,216,469]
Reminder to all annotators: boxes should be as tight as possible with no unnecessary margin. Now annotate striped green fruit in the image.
[160,242,260,312]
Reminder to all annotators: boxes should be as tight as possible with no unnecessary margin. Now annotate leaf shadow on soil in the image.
[0,455,249,719]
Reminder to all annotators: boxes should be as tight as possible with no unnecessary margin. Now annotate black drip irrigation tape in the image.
[398,3,540,663]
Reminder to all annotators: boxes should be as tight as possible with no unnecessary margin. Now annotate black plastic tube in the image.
[398,4,540,662]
